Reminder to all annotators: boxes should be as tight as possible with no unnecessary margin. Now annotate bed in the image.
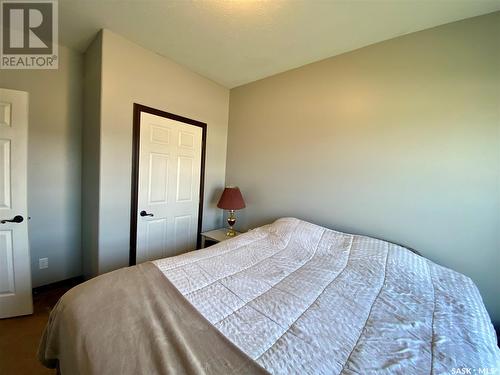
[38,218,500,374]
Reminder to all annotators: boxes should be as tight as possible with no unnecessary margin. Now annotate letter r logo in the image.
[1,1,54,54]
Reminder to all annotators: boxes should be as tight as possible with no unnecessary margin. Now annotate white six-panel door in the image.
[136,112,203,263]
[0,88,32,318]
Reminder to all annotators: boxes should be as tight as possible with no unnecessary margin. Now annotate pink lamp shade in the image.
[217,187,246,210]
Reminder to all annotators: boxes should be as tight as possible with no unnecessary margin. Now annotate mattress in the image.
[154,217,500,374]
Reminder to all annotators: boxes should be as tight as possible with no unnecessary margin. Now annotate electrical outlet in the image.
[39,258,48,269]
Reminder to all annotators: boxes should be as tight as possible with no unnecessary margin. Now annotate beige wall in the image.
[0,45,83,287]
[82,33,102,278]
[226,13,500,322]
[91,29,229,274]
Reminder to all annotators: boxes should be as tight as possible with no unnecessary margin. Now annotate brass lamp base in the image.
[226,210,237,237]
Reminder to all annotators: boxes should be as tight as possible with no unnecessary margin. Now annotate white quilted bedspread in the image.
[154,218,500,374]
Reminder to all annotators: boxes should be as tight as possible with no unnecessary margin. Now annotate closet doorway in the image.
[130,104,206,265]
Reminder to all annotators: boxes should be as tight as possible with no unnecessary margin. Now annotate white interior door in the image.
[0,88,32,318]
[136,112,203,263]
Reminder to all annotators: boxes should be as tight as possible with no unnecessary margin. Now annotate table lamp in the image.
[217,186,246,237]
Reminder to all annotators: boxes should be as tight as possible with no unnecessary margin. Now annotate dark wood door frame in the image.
[129,103,207,266]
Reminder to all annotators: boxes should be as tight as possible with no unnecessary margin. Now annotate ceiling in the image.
[59,0,500,88]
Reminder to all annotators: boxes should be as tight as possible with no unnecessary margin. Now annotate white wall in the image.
[226,13,500,322]
[0,45,83,287]
[86,29,230,274]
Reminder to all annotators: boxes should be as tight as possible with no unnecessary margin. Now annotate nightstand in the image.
[200,228,241,248]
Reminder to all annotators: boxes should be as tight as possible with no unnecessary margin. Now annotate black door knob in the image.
[1,215,24,224]
[140,210,154,217]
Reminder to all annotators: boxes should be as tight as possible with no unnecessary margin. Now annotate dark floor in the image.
[0,284,73,375]
[495,325,500,347]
